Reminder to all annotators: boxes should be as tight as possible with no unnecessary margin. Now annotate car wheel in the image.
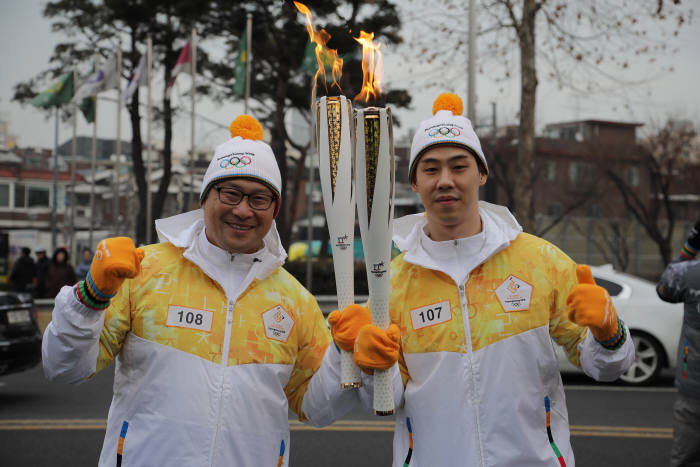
[619,331,664,385]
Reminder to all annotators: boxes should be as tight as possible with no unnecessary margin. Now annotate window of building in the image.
[547,203,562,217]
[0,184,8,207]
[627,166,640,186]
[588,204,602,218]
[568,162,594,184]
[27,186,50,208]
[543,161,556,181]
[14,184,25,208]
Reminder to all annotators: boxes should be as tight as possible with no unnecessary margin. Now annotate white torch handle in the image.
[354,107,395,416]
[336,269,362,388]
[316,96,362,389]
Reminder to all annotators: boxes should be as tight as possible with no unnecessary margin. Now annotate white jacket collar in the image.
[154,209,287,282]
[393,201,522,274]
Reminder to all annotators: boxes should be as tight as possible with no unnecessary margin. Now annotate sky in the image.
[1,0,699,157]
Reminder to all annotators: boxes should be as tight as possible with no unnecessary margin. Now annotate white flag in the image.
[123,53,147,106]
[73,54,120,102]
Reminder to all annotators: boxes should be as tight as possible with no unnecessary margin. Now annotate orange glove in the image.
[566,265,619,342]
[327,304,372,352]
[87,237,145,298]
[353,323,401,372]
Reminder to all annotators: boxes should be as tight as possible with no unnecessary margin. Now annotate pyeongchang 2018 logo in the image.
[218,152,254,169]
[335,234,351,251]
[426,125,461,139]
[371,261,387,278]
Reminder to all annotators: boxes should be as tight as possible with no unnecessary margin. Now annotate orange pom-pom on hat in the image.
[432,93,463,116]
[229,115,264,140]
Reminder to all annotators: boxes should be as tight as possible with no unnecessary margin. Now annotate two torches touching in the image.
[294,2,396,416]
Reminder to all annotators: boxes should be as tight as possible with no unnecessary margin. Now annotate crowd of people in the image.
[8,246,91,299]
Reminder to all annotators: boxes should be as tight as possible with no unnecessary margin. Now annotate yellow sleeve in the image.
[548,254,587,367]
[93,279,132,374]
[284,293,331,420]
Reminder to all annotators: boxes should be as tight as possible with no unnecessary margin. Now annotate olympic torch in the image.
[355,106,395,416]
[316,95,362,388]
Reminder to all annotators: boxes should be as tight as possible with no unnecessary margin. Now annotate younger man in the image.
[332,94,635,466]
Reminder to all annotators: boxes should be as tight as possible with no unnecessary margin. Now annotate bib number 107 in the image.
[410,300,451,330]
[418,307,441,323]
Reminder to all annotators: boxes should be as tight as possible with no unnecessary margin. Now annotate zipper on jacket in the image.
[209,299,236,466]
[458,281,486,467]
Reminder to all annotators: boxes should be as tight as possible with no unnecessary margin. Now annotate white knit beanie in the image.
[409,93,488,182]
[199,115,282,216]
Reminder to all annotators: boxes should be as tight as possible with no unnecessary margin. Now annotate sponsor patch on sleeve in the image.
[409,300,452,330]
[495,275,533,312]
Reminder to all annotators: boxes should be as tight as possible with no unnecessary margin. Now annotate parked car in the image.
[555,264,684,385]
[0,291,42,377]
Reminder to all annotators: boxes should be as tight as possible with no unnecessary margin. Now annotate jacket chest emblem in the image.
[262,305,295,342]
[495,275,533,312]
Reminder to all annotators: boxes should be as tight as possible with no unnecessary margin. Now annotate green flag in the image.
[302,41,317,74]
[79,96,95,124]
[31,72,74,108]
[233,35,247,97]
[302,42,350,83]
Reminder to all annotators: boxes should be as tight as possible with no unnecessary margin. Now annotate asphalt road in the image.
[0,364,677,467]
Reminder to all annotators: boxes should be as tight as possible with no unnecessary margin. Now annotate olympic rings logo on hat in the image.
[428,127,461,138]
[219,155,252,169]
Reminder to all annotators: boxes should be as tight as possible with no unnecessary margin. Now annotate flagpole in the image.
[89,92,98,250]
[146,37,153,244]
[245,13,252,114]
[114,44,122,235]
[189,27,197,212]
[51,106,59,253]
[71,64,78,257]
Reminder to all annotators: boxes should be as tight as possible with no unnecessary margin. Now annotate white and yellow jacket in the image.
[43,210,356,467]
[361,202,634,467]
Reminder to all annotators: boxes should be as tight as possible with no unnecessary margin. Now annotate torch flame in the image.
[294,1,343,94]
[353,30,383,104]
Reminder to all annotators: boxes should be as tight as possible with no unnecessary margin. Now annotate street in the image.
[0,364,676,466]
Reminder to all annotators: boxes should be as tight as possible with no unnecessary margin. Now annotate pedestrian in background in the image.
[35,247,50,298]
[657,219,700,467]
[74,247,93,279]
[45,247,76,299]
[9,247,36,293]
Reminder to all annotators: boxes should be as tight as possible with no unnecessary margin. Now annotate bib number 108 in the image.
[177,310,203,326]
[166,305,213,332]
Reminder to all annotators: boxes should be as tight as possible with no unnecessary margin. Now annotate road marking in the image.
[565,385,677,393]
[0,419,673,439]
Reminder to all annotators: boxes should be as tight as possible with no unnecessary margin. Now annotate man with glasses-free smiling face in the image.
[42,115,358,467]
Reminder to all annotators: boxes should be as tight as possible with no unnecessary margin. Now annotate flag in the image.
[31,72,74,108]
[123,53,147,106]
[302,42,350,83]
[166,42,191,98]
[233,35,247,97]
[73,54,120,102]
[79,96,95,123]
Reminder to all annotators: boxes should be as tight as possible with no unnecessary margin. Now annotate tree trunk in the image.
[151,22,176,244]
[127,30,147,246]
[271,61,291,249]
[514,0,539,233]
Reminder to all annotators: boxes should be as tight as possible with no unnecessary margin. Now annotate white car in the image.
[555,264,684,385]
